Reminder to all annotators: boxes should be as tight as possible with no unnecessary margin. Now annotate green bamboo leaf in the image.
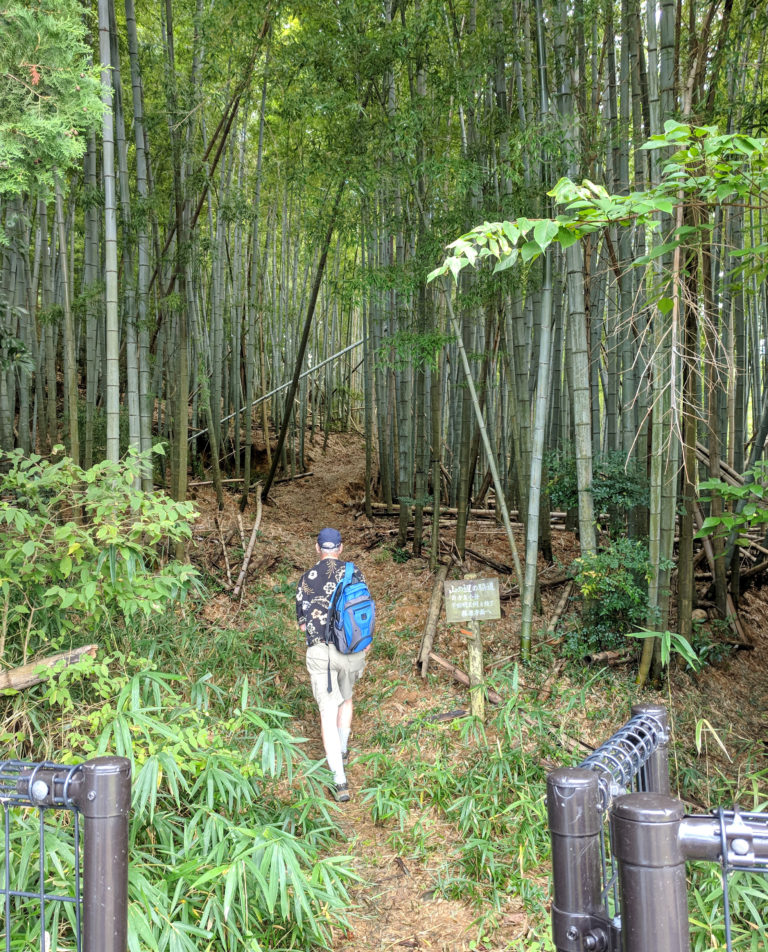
[223,861,239,919]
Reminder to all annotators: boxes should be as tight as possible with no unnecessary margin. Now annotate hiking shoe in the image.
[334,782,350,803]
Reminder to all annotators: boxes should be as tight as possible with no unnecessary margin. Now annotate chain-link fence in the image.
[547,705,768,952]
[0,756,130,952]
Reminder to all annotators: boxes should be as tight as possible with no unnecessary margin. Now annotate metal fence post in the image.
[610,793,689,952]
[74,757,131,952]
[630,703,670,796]
[547,768,611,952]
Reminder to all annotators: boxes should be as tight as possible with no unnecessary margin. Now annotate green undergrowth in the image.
[353,649,768,952]
[0,442,765,952]
[0,587,355,952]
[352,664,626,949]
[358,700,553,942]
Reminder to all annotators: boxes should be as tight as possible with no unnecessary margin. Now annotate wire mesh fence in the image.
[547,705,768,952]
[0,757,130,952]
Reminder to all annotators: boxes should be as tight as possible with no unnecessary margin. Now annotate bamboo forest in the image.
[3,0,768,950]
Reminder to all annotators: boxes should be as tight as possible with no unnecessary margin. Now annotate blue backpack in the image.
[326,562,375,654]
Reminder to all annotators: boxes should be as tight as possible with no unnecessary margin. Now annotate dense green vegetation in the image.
[4,545,764,949]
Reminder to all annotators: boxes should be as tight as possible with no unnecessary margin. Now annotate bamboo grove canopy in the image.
[3,0,768,675]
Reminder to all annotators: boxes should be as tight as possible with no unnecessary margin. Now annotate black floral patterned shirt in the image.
[296,557,365,647]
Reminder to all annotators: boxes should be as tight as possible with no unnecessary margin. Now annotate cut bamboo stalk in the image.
[214,516,233,589]
[418,563,450,677]
[545,580,574,639]
[585,649,632,664]
[233,484,263,597]
[463,619,485,721]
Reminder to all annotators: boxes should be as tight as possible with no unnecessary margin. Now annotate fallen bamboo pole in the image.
[0,645,98,693]
[428,651,503,705]
[501,573,572,600]
[695,442,743,486]
[274,471,314,485]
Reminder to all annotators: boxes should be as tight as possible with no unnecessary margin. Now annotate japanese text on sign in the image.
[444,578,501,623]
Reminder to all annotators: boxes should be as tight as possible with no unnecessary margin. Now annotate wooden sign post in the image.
[444,575,501,722]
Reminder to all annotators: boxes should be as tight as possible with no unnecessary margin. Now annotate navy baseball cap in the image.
[317,528,342,549]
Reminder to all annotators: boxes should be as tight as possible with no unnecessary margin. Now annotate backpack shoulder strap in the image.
[326,562,353,636]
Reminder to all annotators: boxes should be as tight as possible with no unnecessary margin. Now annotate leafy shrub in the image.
[698,460,768,545]
[568,538,657,657]
[547,450,648,532]
[0,446,201,664]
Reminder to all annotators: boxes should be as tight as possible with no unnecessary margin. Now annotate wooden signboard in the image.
[443,577,501,623]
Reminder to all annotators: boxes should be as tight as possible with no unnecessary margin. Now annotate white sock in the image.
[339,727,351,754]
[321,706,346,784]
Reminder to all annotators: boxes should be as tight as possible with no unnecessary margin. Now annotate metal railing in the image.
[547,704,768,952]
[0,756,130,952]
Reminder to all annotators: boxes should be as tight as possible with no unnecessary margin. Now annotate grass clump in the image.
[359,693,555,941]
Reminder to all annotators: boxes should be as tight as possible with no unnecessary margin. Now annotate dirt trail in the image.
[254,437,494,950]
[190,431,768,951]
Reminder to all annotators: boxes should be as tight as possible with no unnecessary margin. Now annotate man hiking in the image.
[296,528,370,802]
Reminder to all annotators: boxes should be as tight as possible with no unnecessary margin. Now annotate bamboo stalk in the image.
[214,516,233,590]
[693,504,750,643]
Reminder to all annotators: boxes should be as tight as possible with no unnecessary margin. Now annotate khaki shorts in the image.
[306,642,367,713]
